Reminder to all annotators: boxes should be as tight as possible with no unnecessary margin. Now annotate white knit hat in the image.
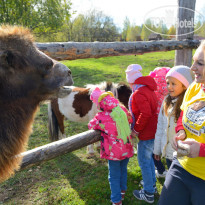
[125,64,143,83]
[166,65,193,88]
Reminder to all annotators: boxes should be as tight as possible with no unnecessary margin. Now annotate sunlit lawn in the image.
[0,51,174,205]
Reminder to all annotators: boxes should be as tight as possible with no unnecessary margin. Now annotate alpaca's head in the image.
[0,25,73,103]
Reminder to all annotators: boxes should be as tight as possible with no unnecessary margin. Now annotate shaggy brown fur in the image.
[0,25,73,182]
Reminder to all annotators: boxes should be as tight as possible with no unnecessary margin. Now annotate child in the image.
[125,64,158,204]
[149,67,171,178]
[149,67,171,115]
[88,87,134,205]
[153,65,193,170]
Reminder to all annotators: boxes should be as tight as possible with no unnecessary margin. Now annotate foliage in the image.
[1,1,204,42]
[121,17,131,41]
[194,21,205,37]
[167,25,176,37]
[126,25,142,41]
[66,10,119,42]
[0,51,175,204]
[0,0,72,39]
[141,24,151,41]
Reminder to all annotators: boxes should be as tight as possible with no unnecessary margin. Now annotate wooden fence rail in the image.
[20,130,101,170]
[36,39,200,61]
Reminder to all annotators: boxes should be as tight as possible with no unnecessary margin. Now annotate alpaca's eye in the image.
[45,61,53,70]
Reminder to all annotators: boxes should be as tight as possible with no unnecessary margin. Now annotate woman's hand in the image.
[172,130,186,150]
[180,140,200,158]
[154,154,161,161]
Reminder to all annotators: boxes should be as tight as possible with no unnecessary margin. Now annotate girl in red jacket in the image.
[126,64,158,204]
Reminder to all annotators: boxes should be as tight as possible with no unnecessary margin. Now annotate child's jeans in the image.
[137,139,156,194]
[108,158,129,203]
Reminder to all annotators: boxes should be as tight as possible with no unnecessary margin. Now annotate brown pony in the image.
[0,25,73,182]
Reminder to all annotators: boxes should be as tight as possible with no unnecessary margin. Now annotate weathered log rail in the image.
[20,130,101,170]
[36,40,200,61]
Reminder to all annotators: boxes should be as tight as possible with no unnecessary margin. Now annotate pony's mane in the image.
[85,81,107,90]
[85,81,119,98]
[0,25,34,43]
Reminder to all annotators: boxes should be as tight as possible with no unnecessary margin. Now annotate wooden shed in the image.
[149,33,162,41]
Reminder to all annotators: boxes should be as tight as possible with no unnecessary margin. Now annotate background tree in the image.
[121,17,131,41]
[126,25,142,41]
[1,1,202,42]
[141,19,152,41]
[67,10,119,42]
[69,14,86,41]
[194,21,205,37]
[0,0,72,41]
[167,25,176,38]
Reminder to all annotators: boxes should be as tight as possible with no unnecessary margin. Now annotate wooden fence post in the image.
[175,0,196,66]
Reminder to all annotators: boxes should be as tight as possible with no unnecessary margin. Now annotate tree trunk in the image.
[20,130,101,170]
[175,0,196,66]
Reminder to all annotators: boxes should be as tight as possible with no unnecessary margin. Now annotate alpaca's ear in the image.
[0,50,14,68]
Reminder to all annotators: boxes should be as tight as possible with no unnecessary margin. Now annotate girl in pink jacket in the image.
[88,87,134,205]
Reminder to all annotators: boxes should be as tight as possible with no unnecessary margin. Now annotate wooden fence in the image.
[19,38,201,170]
[36,39,200,61]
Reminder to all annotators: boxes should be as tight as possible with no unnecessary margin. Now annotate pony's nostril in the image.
[68,70,71,75]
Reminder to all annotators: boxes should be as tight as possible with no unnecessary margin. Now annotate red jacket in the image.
[131,76,158,140]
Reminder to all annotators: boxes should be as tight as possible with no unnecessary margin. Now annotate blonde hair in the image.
[200,40,205,49]
[194,40,205,82]
[163,90,186,122]
[201,40,205,78]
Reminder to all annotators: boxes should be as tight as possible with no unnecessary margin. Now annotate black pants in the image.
[158,157,205,205]
[153,154,166,174]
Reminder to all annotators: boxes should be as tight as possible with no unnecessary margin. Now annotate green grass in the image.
[0,51,174,205]
[63,51,174,87]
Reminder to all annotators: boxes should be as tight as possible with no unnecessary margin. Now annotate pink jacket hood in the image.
[99,95,119,111]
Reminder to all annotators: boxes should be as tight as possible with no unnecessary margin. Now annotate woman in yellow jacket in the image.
[159,41,205,205]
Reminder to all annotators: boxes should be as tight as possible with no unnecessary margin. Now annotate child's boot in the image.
[112,201,122,205]
[121,191,126,200]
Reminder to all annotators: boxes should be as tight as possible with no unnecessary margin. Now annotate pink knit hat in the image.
[125,64,142,83]
[149,67,170,78]
[90,87,105,105]
[166,65,193,88]
[149,67,171,115]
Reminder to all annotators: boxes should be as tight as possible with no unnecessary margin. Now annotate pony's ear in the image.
[0,50,14,68]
